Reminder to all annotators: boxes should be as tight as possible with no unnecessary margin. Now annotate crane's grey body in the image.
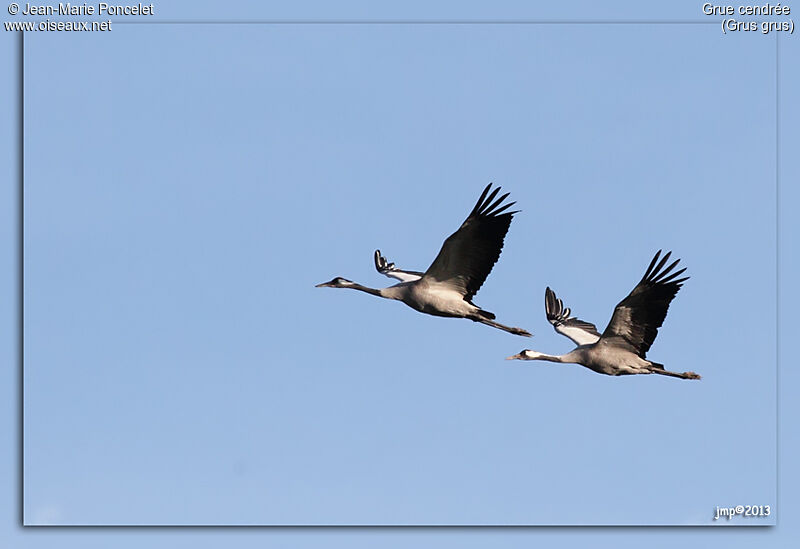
[507,251,700,380]
[521,342,668,377]
[381,279,477,318]
[317,184,531,337]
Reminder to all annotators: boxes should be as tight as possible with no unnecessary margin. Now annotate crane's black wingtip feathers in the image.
[374,249,400,274]
[476,183,492,206]
[468,183,518,221]
[490,201,516,217]
[658,265,687,285]
[673,275,690,286]
[486,191,511,213]
[479,186,502,214]
[544,287,557,317]
[643,250,665,281]
[641,250,688,289]
[642,250,689,285]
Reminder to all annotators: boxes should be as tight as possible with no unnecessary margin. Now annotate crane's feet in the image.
[682,371,702,380]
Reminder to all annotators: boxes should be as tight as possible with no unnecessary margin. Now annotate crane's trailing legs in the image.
[647,364,701,380]
[474,316,531,337]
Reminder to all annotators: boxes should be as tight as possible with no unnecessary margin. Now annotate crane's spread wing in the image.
[545,287,601,346]
[422,183,517,301]
[600,250,689,357]
[374,250,424,283]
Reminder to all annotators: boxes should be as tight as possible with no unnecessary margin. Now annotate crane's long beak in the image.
[314,282,329,288]
[506,353,524,361]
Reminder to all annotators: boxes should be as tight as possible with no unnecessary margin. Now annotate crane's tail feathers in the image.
[649,367,701,380]
[476,317,532,337]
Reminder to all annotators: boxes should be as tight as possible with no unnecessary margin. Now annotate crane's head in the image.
[506,350,541,361]
[315,277,356,289]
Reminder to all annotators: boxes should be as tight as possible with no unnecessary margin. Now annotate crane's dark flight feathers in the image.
[602,250,689,357]
[424,183,519,302]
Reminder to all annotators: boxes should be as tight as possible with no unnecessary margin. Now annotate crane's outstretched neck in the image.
[348,283,386,298]
[315,278,386,298]
[506,350,565,362]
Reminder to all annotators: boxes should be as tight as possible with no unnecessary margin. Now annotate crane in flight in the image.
[316,183,531,337]
[507,250,699,378]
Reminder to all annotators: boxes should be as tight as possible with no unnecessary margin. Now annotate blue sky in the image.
[2,0,799,546]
